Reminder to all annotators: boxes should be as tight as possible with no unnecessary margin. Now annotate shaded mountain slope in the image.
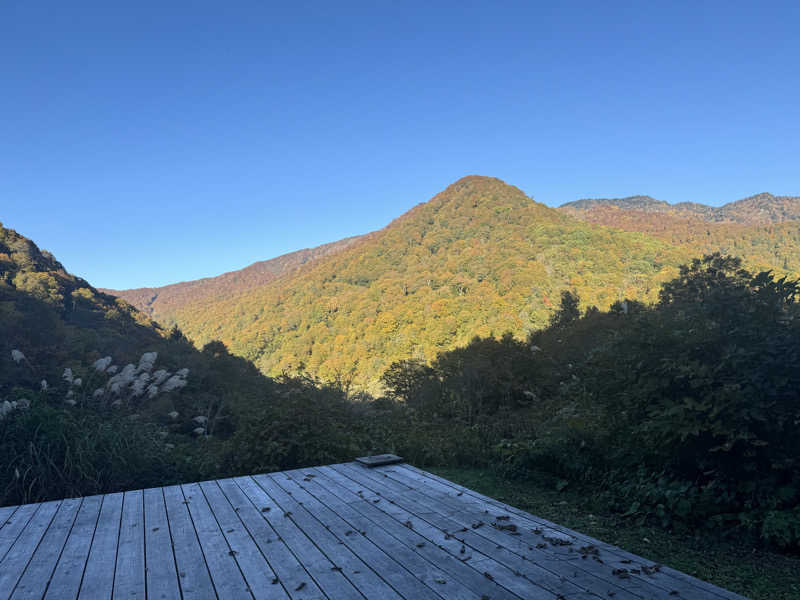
[1,221,167,369]
[0,221,295,450]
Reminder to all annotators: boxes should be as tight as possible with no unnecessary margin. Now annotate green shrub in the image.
[0,402,177,505]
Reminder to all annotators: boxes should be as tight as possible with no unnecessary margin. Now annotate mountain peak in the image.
[722,192,800,224]
[429,175,537,209]
[449,174,508,187]
[435,175,528,202]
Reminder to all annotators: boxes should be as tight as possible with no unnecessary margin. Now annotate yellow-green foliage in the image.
[564,205,800,279]
[163,177,689,388]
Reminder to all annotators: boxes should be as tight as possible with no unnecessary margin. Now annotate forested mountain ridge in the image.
[561,194,800,277]
[130,176,689,389]
[560,195,667,212]
[562,191,800,224]
[103,234,366,323]
[112,187,800,336]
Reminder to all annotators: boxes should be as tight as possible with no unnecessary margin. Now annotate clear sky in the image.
[3,1,798,289]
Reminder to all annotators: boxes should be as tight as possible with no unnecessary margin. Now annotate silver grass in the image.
[152,369,170,385]
[137,351,157,373]
[162,375,187,392]
[92,356,112,372]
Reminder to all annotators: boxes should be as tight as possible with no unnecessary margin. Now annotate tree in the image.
[549,290,580,329]
[380,359,439,414]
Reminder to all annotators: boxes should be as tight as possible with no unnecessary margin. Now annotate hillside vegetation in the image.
[111,177,800,391]
[563,201,800,277]
[0,222,385,504]
[116,177,693,389]
[562,191,800,224]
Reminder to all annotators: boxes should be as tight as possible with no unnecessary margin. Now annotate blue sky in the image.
[3,1,799,289]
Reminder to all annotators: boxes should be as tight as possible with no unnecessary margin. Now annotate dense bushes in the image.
[379,254,800,548]
[574,255,800,547]
[0,402,177,505]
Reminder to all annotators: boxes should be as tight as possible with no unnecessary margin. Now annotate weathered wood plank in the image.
[355,454,404,467]
[78,492,123,599]
[270,471,441,600]
[0,504,40,564]
[143,487,182,600]
[0,506,19,532]
[373,465,706,600]
[162,485,216,600]
[252,473,405,599]
[332,464,571,599]
[310,466,522,600]
[323,464,564,600]
[198,480,289,600]
[113,490,146,599]
[9,498,81,600]
[366,465,641,597]
[347,463,659,599]
[0,500,61,599]
[233,475,361,600]
[215,479,326,600]
[296,467,515,600]
[43,495,103,600]
[335,463,610,600]
[400,464,751,600]
[142,488,181,600]
[181,482,252,599]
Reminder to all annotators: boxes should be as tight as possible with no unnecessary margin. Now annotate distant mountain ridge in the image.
[112,188,800,328]
[561,192,800,224]
[103,235,366,324]
[560,195,667,212]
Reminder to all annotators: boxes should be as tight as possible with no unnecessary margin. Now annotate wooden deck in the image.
[0,461,748,599]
